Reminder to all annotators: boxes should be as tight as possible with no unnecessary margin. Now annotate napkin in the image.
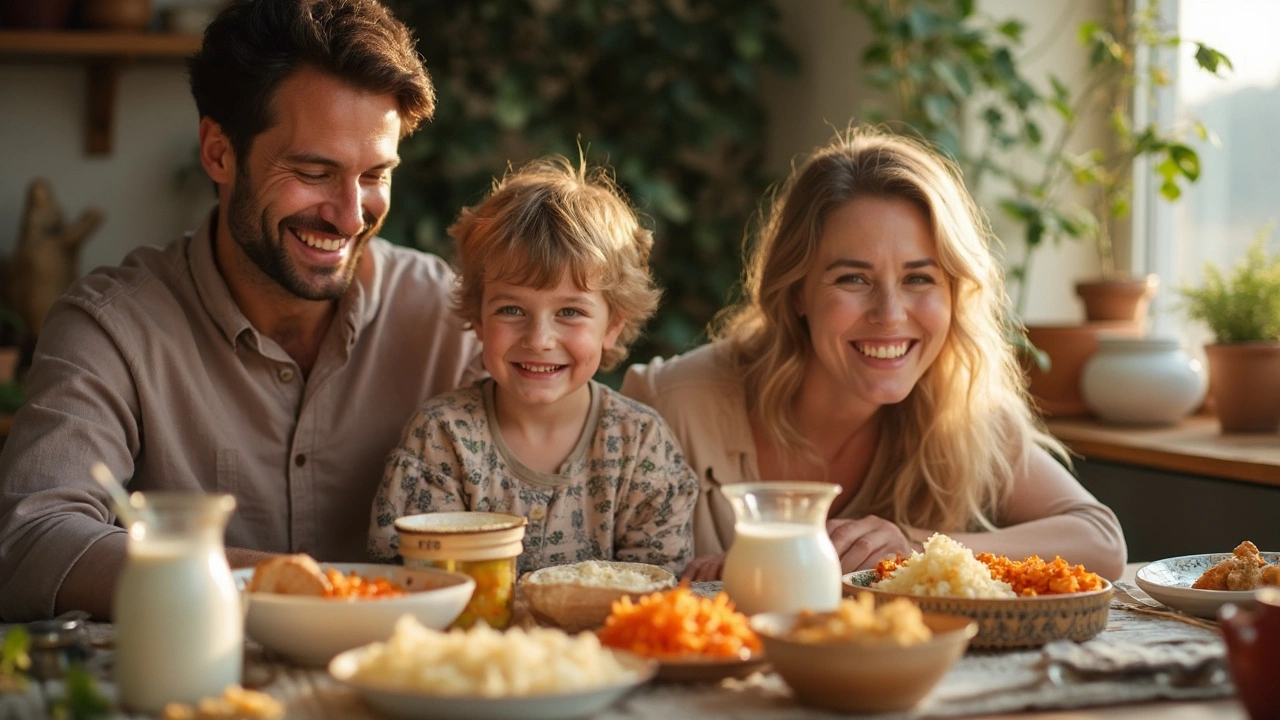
[1041,639,1229,688]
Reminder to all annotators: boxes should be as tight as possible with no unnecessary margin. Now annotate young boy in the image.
[368,157,698,576]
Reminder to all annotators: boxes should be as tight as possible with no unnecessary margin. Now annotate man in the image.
[0,0,483,621]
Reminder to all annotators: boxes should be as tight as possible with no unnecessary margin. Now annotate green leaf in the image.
[1167,144,1201,181]
[1194,43,1234,76]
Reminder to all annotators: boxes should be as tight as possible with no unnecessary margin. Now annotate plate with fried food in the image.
[842,533,1112,649]
[596,585,769,682]
[1135,541,1280,619]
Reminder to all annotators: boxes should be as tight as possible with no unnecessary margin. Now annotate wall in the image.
[0,0,1102,323]
[0,61,211,277]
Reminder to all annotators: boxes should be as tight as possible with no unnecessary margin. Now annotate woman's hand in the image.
[826,517,913,573]
[681,553,726,582]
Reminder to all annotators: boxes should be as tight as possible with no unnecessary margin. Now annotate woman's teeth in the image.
[855,341,910,359]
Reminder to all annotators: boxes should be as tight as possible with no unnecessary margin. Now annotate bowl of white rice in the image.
[843,535,1112,649]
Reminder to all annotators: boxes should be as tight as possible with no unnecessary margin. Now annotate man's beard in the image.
[225,167,379,301]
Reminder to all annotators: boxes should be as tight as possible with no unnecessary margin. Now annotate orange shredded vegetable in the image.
[322,569,407,599]
[874,553,1102,596]
[974,553,1103,596]
[596,585,761,659]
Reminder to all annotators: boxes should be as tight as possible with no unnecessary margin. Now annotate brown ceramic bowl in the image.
[843,570,1112,650]
[750,611,976,713]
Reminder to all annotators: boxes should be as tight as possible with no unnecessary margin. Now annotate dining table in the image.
[0,562,1248,720]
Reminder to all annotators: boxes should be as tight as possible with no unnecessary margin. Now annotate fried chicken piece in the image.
[1262,564,1280,587]
[1233,540,1266,566]
[1192,541,1272,590]
[247,554,332,596]
[1192,558,1232,590]
[1227,559,1265,591]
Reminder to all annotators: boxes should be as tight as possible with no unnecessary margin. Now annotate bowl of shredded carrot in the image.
[596,584,768,681]
[235,562,475,666]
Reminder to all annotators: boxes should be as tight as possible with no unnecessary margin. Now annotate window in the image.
[1140,0,1280,343]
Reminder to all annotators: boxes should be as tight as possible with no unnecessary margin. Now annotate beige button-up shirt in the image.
[0,213,484,620]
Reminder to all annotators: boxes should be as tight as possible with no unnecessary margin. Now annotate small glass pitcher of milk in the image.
[720,482,842,616]
[113,492,242,713]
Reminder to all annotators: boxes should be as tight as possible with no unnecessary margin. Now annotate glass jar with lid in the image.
[395,512,527,629]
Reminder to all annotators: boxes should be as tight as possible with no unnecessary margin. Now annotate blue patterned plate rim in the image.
[1135,552,1280,590]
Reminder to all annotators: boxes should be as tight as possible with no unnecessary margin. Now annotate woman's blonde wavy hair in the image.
[713,127,1067,532]
[448,155,661,372]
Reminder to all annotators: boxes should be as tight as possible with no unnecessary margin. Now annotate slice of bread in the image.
[520,560,677,633]
[247,554,332,596]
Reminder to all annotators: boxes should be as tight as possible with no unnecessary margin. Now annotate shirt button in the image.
[279,367,295,383]
[294,454,306,467]
[529,505,546,521]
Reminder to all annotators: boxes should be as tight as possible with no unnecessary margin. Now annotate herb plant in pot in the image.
[1177,235,1280,433]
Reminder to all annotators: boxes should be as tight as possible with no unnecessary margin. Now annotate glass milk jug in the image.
[720,482,842,616]
[113,492,242,713]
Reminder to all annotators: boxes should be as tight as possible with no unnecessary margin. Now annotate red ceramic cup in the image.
[1220,587,1280,720]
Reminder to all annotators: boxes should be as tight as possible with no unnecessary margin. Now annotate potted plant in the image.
[1177,233,1280,433]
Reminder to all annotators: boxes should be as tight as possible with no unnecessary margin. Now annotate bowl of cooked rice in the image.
[842,534,1112,649]
[751,595,976,713]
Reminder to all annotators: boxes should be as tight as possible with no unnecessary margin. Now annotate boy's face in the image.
[474,272,624,414]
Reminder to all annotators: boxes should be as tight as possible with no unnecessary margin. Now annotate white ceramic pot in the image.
[1080,337,1207,426]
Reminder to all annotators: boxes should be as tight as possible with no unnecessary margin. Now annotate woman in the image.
[622,127,1127,581]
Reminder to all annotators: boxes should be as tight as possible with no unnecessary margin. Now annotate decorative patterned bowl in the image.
[842,570,1112,650]
[1135,552,1280,619]
[751,610,977,713]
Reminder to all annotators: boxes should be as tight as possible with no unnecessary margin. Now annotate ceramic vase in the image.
[1080,337,1207,426]
[1023,322,1140,417]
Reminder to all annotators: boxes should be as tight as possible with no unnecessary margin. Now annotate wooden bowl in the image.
[520,561,676,633]
[751,611,976,713]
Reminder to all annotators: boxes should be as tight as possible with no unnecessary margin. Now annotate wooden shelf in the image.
[0,30,202,56]
[1047,414,1280,487]
[0,30,202,155]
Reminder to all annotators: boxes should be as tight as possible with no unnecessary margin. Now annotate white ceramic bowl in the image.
[751,611,976,713]
[1135,552,1280,619]
[235,562,474,666]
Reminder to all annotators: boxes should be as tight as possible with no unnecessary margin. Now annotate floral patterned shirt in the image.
[369,379,698,576]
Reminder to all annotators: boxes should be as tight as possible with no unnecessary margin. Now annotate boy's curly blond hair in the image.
[448,156,661,371]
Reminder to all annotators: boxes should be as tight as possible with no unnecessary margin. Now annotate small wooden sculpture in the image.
[5,179,103,336]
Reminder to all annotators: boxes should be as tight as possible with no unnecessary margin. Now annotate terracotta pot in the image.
[81,0,153,31]
[1074,274,1159,324]
[1204,343,1280,433]
[1022,322,1141,417]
